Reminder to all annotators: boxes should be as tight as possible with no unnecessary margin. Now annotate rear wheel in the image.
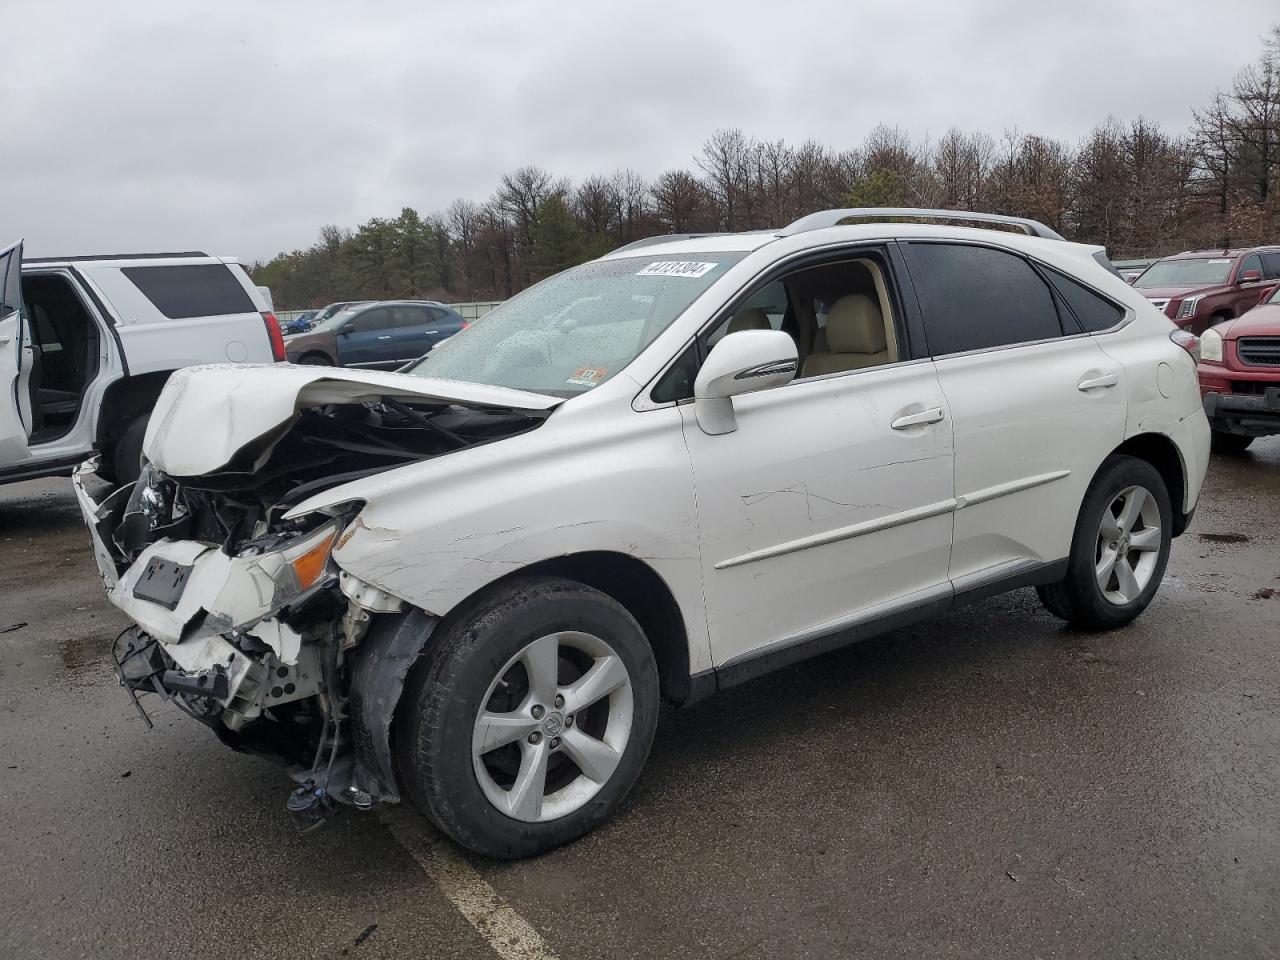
[395,576,660,859]
[1210,431,1253,454]
[1037,455,1172,630]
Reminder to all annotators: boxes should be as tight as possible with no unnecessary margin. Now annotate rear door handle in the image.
[1078,373,1119,391]
[376,335,392,340]
[891,406,945,430]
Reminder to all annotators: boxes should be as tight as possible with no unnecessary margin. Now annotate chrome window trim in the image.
[631,234,1138,412]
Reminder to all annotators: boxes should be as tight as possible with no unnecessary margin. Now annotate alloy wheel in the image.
[1095,484,1162,605]
[471,631,634,822]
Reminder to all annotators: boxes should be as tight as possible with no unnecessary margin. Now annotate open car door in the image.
[0,240,35,465]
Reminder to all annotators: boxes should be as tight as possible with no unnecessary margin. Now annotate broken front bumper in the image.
[74,460,434,824]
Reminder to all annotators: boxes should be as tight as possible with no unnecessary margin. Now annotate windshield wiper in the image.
[381,397,469,449]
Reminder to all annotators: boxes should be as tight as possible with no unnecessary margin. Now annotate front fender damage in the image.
[347,609,438,804]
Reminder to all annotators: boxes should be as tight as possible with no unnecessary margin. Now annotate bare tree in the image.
[934,128,994,210]
[607,169,651,243]
[696,128,753,230]
[751,138,796,226]
[572,175,615,240]
[651,170,712,233]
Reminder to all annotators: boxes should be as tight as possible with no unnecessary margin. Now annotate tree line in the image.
[252,25,1280,308]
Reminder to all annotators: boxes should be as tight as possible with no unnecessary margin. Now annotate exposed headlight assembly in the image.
[228,520,342,609]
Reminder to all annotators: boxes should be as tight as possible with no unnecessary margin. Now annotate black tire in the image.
[110,415,149,487]
[1036,455,1173,631]
[297,352,331,366]
[1210,431,1253,455]
[395,576,660,859]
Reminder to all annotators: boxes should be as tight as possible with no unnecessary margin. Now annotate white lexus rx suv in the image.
[76,209,1211,858]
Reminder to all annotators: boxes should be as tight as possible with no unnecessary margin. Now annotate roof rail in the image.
[780,208,1065,241]
[24,251,211,263]
[609,233,735,255]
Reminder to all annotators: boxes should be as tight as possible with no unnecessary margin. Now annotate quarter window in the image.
[1043,267,1125,333]
[120,264,256,319]
[904,243,1062,355]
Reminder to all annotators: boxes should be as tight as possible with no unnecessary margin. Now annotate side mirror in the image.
[337,322,354,336]
[1238,269,1263,284]
[693,330,798,436]
[1260,283,1278,304]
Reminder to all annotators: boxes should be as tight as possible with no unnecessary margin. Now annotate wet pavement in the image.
[2,440,1278,959]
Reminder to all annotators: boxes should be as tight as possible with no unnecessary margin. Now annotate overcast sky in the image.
[4,0,1276,262]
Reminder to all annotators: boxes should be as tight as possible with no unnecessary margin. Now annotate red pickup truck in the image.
[1197,282,1280,452]
[1133,246,1280,336]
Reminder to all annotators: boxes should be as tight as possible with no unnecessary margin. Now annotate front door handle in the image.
[1078,373,1119,391]
[376,335,393,340]
[891,406,945,430]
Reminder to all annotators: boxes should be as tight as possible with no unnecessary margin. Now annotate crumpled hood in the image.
[143,363,561,477]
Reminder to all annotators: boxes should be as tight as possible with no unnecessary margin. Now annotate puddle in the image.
[1198,532,1250,544]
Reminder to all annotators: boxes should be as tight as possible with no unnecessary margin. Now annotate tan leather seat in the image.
[802,294,889,377]
[726,307,771,334]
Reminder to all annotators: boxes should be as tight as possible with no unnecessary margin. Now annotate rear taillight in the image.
[1170,328,1200,361]
[262,312,286,362]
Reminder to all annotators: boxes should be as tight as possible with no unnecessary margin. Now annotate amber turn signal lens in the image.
[290,530,337,590]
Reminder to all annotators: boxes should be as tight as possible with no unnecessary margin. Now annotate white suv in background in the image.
[75,209,1210,858]
[0,241,284,486]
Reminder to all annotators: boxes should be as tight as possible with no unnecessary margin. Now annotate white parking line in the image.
[381,809,560,960]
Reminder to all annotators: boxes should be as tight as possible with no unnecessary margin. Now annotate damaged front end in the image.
[76,385,550,831]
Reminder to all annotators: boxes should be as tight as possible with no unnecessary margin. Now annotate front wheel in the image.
[1037,455,1172,630]
[395,576,660,859]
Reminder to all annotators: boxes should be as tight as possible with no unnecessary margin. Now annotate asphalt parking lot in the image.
[2,441,1278,960]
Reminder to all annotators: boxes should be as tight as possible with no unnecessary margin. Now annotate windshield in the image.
[405,254,745,396]
[1135,258,1233,288]
[314,301,367,323]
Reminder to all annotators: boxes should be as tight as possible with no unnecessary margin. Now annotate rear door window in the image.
[903,243,1063,355]
[121,264,256,319]
[349,308,391,333]
[1043,267,1125,333]
[391,306,431,328]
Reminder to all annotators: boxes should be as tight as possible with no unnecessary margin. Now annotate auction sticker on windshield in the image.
[567,365,607,387]
[636,261,719,278]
